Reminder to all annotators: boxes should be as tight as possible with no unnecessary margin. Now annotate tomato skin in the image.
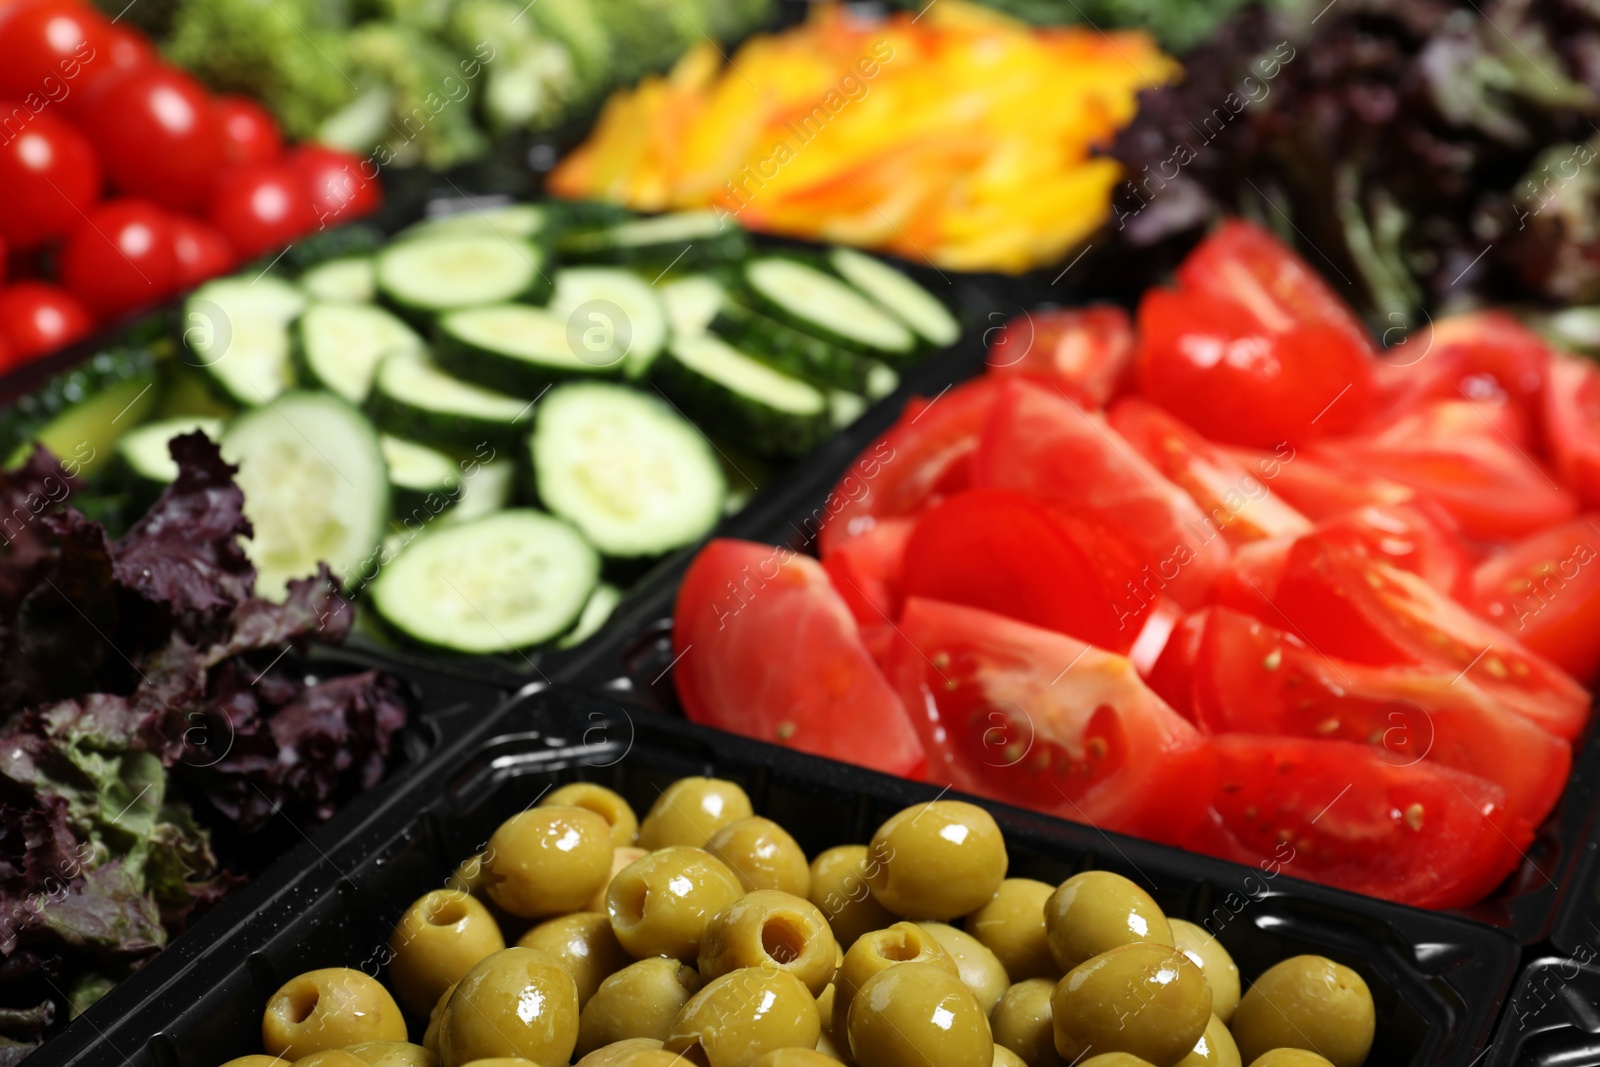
[207,162,318,260]
[1374,310,1551,426]
[673,539,925,777]
[78,65,223,210]
[216,95,282,166]
[58,197,176,318]
[1220,443,1414,521]
[168,214,234,289]
[1472,516,1600,683]
[290,144,380,225]
[986,304,1134,409]
[1313,501,1472,598]
[887,597,1212,843]
[0,0,109,106]
[0,280,90,360]
[1544,354,1600,507]
[820,514,913,628]
[0,102,101,249]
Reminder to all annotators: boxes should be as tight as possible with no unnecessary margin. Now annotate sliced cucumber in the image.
[435,304,619,395]
[0,344,158,475]
[220,392,388,600]
[403,203,547,241]
[742,258,916,358]
[865,360,900,400]
[294,302,425,404]
[375,233,547,319]
[559,210,748,270]
[116,416,226,488]
[382,434,464,520]
[368,350,534,451]
[829,247,959,348]
[710,296,872,391]
[531,382,725,558]
[662,274,725,338]
[655,334,831,458]
[829,391,868,429]
[557,582,622,649]
[371,509,598,653]
[448,454,516,524]
[550,267,668,381]
[300,256,376,303]
[185,276,307,406]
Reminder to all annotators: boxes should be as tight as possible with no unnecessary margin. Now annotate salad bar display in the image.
[11,0,1600,1062]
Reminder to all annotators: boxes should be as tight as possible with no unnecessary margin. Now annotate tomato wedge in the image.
[673,539,924,776]
[1544,354,1600,507]
[1472,516,1600,683]
[888,598,1213,843]
[1108,397,1311,545]
[986,304,1134,409]
[1313,502,1472,598]
[974,378,1230,608]
[1221,443,1415,522]
[1196,735,1529,910]
[1373,310,1550,425]
[1191,607,1569,826]
[821,515,915,628]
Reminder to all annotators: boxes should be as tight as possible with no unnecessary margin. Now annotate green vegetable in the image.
[448,0,580,133]
[0,340,159,476]
[336,22,489,168]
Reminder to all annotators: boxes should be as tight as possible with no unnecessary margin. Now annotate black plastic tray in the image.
[1486,954,1600,1066]
[24,686,1518,1067]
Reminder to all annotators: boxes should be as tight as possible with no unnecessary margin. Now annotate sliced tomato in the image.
[1221,443,1415,521]
[1313,502,1471,598]
[1374,310,1550,426]
[818,376,1003,557]
[1209,536,1291,618]
[1274,534,1590,741]
[1108,397,1311,545]
[1544,354,1600,507]
[1144,609,1204,720]
[973,378,1230,608]
[1197,735,1529,909]
[1472,516,1600,683]
[673,539,924,777]
[821,514,914,628]
[985,304,1134,409]
[1192,607,1569,827]
[888,597,1213,843]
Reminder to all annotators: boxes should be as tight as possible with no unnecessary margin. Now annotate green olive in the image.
[1168,921,1240,1025]
[1230,956,1374,1067]
[345,1042,439,1067]
[966,879,1058,982]
[917,922,1010,1015]
[814,1028,844,1062]
[518,910,632,1006]
[389,890,506,1016]
[807,845,897,950]
[422,982,455,1054]
[832,920,958,1036]
[543,783,640,848]
[846,961,993,1067]
[219,1057,283,1067]
[1044,871,1172,972]
[665,965,821,1067]
[262,968,406,1059]
[707,816,812,897]
[587,847,650,913]
[990,978,1066,1067]
[1080,1057,1158,1067]
[485,807,614,918]
[698,890,838,996]
[638,777,753,849]
[866,800,1008,920]
[456,1060,539,1067]
[446,854,490,896]
[1244,1054,1336,1067]
[1174,1015,1239,1067]
[995,1048,1030,1067]
[577,957,702,1056]
[815,983,834,1031]
[1051,943,1210,1065]
[294,1052,370,1067]
[573,1038,663,1067]
[607,846,744,961]
[752,1050,842,1067]
[436,947,580,1067]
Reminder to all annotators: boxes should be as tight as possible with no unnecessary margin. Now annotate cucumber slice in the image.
[294,302,425,404]
[662,274,725,338]
[559,211,748,270]
[185,276,307,406]
[531,382,725,558]
[656,334,831,459]
[557,582,622,649]
[116,416,226,488]
[742,258,916,358]
[375,233,547,319]
[829,247,959,348]
[550,267,668,381]
[710,296,872,391]
[381,434,463,520]
[436,304,620,395]
[0,344,158,475]
[368,350,534,451]
[220,392,388,600]
[865,361,900,400]
[371,509,598,653]
[403,203,547,241]
[448,454,516,524]
[829,391,868,429]
[300,257,376,303]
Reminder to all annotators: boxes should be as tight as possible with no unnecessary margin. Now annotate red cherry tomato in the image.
[216,95,282,166]
[168,213,234,289]
[0,101,100,249]
[290,144,380,225]
[77,65,223,210]
[207,162,317,259]
[0,0,111,106]
[0,280,90,360]
[69,18,154,108]
[58,197,176,317]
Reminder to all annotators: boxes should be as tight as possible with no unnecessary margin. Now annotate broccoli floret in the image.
[164,0,356,140]
[587,0,692,84]
[448,0,580,133]
[338,22,489,169]
[519,0,613,97]
[350,0,455,32]
[707,0,775,40]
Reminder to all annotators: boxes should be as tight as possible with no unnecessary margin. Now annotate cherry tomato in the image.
[58,197,176,317]
[673,539,925,777]
[0,101,100,249]
[1543,353,1600,507]
[0,280,90,360]
[0,0,111,106]
[64,17,152,113]
[207,162,317,260]
[168,213,234,289]
[290,143,379,225]
[1472,516,1600,683]
[985,304,1134,409]
[77,65,223,210]
[216,95,281,166]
